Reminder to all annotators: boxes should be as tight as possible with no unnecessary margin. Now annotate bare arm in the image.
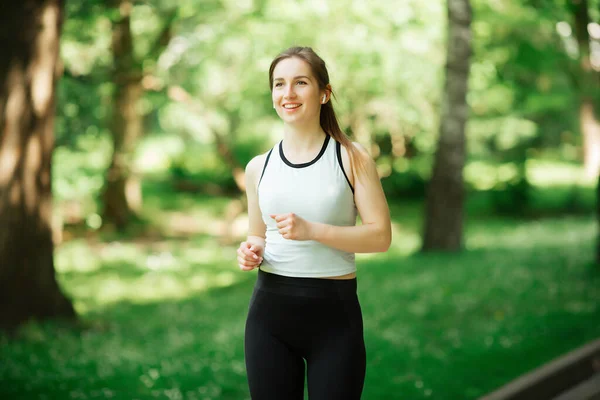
[237,153,267,270]
[245,154,267,249]
[311,142,391,253]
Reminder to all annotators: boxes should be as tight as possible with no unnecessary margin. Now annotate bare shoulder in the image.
[343,139,376,166]
[351,141,373,160]
[339,141,372,159]
[246,152,269,174]
[245,150,271,190]
[339,141,375,188]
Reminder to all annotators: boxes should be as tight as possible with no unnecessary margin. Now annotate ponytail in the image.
[319,93,367,181]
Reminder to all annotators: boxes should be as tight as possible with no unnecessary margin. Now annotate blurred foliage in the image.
[53,0,599,222]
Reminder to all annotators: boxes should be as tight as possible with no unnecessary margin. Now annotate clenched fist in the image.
[237,242,264,271]
[270,213,314,241]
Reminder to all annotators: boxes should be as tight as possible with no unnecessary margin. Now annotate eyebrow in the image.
[273,75,311,81]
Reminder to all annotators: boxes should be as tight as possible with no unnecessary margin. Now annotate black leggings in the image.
[244,269,366,400]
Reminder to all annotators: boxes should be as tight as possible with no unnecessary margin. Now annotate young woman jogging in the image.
[237,46,392,400]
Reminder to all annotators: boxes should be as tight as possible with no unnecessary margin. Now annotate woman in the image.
[237,46,392,400]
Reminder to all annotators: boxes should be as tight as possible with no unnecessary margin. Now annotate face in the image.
[271,57,325,126]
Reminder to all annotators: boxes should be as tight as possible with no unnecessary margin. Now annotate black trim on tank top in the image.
[257,148,273,189]
[280,134,330,168]
[336,141,355,194]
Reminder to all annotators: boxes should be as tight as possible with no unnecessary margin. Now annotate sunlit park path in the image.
[1,181,599,400]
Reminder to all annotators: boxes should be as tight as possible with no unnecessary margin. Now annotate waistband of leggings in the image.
[255,268,357,298]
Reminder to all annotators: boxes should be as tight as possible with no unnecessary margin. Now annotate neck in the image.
[282,120,326,151]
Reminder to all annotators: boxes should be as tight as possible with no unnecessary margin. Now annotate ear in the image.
[323,84,332,103]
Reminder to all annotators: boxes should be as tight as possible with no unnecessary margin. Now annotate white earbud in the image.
[322,95,327,103]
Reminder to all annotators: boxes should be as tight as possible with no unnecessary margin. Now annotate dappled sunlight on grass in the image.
[465,159,595,191]
[527,159,596,187]
[388,200,596,253]
[138,183,237,237]
[358,233,600,398]
[2,193,600,399]
[55,236,244,315]
[67,269,234,315]
[145,209,226,237]
[466,216,595,250]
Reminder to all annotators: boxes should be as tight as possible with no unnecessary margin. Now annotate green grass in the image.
[1,193,599,399]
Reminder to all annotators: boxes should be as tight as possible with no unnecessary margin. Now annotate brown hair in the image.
[268,46,367,181]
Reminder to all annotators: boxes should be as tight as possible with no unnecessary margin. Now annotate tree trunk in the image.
[0,0,76,331]
[422,0,472,251]
[102,0,143,230]
[569,0,600,264]
[597,2,600,266]
[571,0,600,178]
[597,172,600,264]
[579,100,600,179]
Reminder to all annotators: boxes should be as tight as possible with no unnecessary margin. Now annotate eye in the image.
[274,82,283,88]
[296,81,307,85]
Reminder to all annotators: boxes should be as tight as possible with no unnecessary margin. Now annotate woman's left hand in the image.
[270,213,314,241]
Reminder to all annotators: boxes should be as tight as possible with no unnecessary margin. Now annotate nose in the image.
[283,84,296,99]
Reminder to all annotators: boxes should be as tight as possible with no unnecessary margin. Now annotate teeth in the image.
[283,104,301,109]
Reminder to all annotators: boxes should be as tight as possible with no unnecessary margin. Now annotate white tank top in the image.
[257,134,357,278]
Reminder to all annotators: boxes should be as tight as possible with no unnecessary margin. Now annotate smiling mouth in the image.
[283,104,301,109]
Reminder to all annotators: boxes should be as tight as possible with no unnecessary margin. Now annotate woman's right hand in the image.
[237,242,264,271]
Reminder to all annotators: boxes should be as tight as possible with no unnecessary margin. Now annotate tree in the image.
[422,0,472,251]
[569,0,600,179]
[594,2,600,265]
[101,0,175,230]
[0,0,75,331]
[567,0,600,263]
[101,0,144,230]
[597,172,600,264]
